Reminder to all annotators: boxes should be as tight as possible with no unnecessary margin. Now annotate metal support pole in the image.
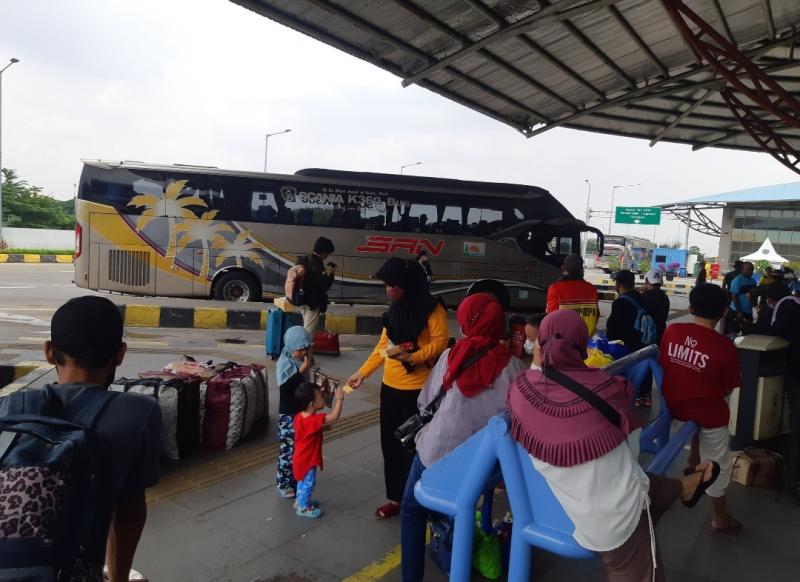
[0,59,19,244]
[684,208,691,269]
[581,179,591,259]
[1,71,4,244]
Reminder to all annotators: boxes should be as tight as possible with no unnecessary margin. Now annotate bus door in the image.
[493,219,603,269]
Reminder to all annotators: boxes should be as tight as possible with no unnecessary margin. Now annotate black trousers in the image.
[380,383,421,503]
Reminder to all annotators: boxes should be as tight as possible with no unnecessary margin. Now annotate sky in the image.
[1,0,798,256]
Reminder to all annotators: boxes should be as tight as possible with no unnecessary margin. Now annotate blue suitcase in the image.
[265,308,295,360]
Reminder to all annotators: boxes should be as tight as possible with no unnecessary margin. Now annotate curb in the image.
[117,304,385,335]
[0,361,52,396]
[0,254,73,263]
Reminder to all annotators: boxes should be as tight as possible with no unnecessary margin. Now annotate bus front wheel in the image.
[213,271,261,302]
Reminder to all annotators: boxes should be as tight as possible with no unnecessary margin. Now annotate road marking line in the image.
[341,531,429,582]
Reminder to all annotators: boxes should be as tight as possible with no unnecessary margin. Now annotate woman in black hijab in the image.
[347,258,449,519]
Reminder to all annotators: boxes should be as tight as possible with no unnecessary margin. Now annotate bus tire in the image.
[213,270,261,302]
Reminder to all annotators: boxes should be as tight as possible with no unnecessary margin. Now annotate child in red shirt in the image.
[660,284,741,532]
[293,382,344,518]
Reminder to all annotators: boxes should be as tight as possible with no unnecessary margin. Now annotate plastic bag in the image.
[584,348,614,368]
[472,511,502,579]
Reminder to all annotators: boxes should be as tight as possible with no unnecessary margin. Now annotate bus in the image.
[595,235,652,272]
[74,161,604,310]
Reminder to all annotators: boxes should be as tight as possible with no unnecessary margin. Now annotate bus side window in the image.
[467,207,501,235]
[251,191,278,222]
[407,202,436,233]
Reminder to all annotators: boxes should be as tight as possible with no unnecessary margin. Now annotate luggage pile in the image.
[112,357,269,460]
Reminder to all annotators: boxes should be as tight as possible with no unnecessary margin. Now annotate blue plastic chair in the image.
[604,348,699,475]
[414,347,698,580]
[491,415,595,582]
[414,414,594,582]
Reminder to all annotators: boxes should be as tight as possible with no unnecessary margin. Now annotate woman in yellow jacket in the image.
[347,257,449,519]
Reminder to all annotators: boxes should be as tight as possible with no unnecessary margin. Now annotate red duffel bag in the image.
[313,330,340,356]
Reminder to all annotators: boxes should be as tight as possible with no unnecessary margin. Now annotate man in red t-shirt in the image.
[660,283,741,532]
[546,254,599,335]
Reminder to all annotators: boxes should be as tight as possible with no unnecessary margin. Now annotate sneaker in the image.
[277,487,296,499]
[641,396,652,407]
[293,499,319,510]
[634,398,645,408]
[296,505,323,518]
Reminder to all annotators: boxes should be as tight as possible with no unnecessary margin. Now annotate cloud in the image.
[0,0,795,256]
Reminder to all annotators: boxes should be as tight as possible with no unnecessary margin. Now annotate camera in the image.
[394,406,436,452]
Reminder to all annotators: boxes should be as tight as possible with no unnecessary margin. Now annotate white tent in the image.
[740,238,788,267]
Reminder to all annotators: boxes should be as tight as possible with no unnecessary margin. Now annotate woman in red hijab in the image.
[509,310,720,582]
[399,293,525,582]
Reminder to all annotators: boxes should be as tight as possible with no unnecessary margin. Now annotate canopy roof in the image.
[741,237,789,263]
[664,180,800,204]
[232,0,800,158]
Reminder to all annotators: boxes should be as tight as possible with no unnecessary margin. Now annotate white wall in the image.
[1,227,74,249]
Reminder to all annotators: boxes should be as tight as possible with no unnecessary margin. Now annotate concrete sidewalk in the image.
[135,398,800,582]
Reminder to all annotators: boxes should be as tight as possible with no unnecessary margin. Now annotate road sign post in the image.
[615,206,661,225]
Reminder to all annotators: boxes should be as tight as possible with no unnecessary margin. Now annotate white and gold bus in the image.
[74,160,603,310]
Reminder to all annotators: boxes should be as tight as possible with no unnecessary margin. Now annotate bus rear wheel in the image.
[213,271,261,302]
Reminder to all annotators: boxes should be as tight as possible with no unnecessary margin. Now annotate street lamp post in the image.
[580,179,591,259]
[609,182,644,233]
[263,129,291,173]
[0,57,19,244]
[400,161,422,175]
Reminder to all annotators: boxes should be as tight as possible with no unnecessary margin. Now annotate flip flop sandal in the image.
[683,462,721,508]
[277,487,296,499]
[375,502,401,519]
[711,516,742,534]
[296,506,323,518]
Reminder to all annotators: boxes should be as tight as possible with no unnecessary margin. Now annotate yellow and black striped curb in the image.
[117,304,384,335]
[0,361,53,396]
[0,254,73,263]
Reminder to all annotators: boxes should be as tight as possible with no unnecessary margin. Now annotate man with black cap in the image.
[294,236,336,333]
[1,296,161,582]
[545,253,600,335]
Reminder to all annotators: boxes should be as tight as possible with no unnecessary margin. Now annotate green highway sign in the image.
[615,206,661,225]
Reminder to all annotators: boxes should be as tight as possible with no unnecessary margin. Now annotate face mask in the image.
[387,286,406,302]
[523,339,535,355]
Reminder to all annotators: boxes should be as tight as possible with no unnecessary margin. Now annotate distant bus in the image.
[596,235,652,271]
[74,161,603,310]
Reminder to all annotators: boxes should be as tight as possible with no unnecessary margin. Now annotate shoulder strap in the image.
[542,367,621,428]
[429,343,496,413]
[620,293,643,312]
[4,387,60,417]
[67,388,119,430]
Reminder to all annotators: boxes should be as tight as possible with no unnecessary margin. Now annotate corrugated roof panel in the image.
[232,0,800,160]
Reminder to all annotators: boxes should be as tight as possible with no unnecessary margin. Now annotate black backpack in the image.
[0,387,116,581]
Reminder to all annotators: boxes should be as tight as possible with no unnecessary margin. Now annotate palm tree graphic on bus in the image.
[215,230,264,270]
[173,210,234,280]
[127,179,206,261]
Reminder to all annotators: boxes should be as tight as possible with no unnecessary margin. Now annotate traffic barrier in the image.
[0,361,53,396]
[0,254,73,263]
[116,304,383,334]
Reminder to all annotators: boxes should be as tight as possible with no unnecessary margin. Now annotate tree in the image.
[689,245,705,262]
[1,168,74,229]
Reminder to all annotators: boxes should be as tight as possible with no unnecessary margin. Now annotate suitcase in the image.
[731,449,783,488]
[313,330,341,356]
[111,372,201,460]
[200,365,267,450]
[266,307,295,360]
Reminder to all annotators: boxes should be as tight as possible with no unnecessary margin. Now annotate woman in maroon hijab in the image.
[400,293,525,582]
[509,310,720,582]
